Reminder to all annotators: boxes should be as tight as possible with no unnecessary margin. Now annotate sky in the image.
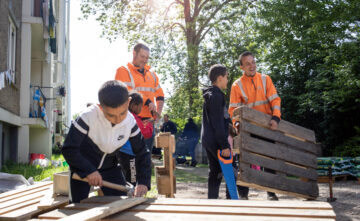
[70,1,131,117]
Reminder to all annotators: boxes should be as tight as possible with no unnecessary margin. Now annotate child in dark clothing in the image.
[201,64,232,199]
[118,91,154,186]
[62,81,151,203]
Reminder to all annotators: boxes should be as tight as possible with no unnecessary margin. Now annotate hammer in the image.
[72,173,134,197]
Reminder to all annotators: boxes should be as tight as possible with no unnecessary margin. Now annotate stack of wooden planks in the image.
[31,196,336,221]
[154,132,176,198]
[0,181,68,220]
[232,107,320,199]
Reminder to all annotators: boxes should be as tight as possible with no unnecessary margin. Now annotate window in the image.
[8,17,16,82]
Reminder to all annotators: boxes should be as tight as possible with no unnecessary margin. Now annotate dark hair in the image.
[208,64,227,83]
[134,43,150,53]
[98,80,129,108]
[238,51,254,66]
[129,90,143,106]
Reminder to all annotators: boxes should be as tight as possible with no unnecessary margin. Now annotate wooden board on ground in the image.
[0,181,68,220]
[35,197,336,221]
[233,107,319,199]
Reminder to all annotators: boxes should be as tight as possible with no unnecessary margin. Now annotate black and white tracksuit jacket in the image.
[62,105,151,189]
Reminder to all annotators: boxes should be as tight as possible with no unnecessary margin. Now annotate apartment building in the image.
[0,0,70,168]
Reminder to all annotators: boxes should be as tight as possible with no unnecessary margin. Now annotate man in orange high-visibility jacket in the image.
[115,43,164,154]
[115,43,164,120]
[228,51,281,201]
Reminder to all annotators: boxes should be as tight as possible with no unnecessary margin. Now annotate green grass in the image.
[0,154,68,181]
[174,168,207,183]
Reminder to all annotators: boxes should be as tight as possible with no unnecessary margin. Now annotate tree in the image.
[80,0,256,116]
[255,0,360,155]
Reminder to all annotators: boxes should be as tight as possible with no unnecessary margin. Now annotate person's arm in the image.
[208,92,230,150]
[128,124,151,191]
[228,82,244,125]
[62,117,97,178]
[133,113,153,139]
[265,75,281,129]
[153,72,165,116]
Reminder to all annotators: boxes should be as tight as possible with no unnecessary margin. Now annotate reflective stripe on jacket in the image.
[228,72,281,122]
[115,63,164,118]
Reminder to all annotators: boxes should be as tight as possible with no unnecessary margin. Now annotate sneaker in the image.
[267,194,279,201]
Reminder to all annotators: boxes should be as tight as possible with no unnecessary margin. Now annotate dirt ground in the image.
[170,165,360,221]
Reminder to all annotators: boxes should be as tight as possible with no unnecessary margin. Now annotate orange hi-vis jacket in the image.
[228,72,281,123]
[115,63,164,119]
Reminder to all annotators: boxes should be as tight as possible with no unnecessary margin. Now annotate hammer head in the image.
[126,182,135,197]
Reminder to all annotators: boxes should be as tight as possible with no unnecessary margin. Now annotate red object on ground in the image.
[29,153,45,164]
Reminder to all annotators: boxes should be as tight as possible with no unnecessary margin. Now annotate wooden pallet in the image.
[155,133,176,198]
[32,196,336,220]
[317,175,348,183]
[233,107,320,199]
[0,181,68,220]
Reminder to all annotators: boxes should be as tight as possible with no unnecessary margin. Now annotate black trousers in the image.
[204,147,244,199]
[117,151,137,186]
[69,166,126,203]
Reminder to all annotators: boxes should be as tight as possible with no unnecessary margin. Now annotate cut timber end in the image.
[53,171,69,196]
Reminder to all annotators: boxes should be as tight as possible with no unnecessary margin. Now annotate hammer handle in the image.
[72,173,130,193]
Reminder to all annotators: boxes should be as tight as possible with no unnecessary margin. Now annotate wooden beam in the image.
[104,211,335,221]
[58,197,147,221]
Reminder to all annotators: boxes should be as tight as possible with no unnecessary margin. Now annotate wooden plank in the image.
[0,198,40,220]
[63,203,99,210]
[239,121,318,154]
[240,151,318,180]
[0,181,52,200]
[0,186,50,204]
[80,196,128,204]
[38,209,79,219]
[233,107,316,142]
[124,204,335,219]
[239,133,317,168]
[0,190,46,210]
[238,163,318,198]
[104,211,335,221]
[0,196,67,221]
[58,197,147,221]
[37,195,68,210]
[146,198,333,209]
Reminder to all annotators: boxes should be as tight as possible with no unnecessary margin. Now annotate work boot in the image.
[190,160,198,167]
[267,192,279,201]
[239,195,249,200]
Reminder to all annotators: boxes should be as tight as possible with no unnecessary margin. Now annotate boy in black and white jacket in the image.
[62,80,151,203]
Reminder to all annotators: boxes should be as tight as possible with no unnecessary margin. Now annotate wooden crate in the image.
[233,107,320,199]
[33,196,336,220]
[0,181,68,220]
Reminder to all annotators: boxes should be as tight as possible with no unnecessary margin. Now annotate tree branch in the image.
[168,22,186,34]
[195,0,235,42]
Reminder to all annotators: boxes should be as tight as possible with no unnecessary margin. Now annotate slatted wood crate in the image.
[30,196,336,221]
[232,107,320,199]
[0,181,68,220]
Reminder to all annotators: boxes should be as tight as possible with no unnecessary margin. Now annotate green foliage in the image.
[255,0,360,156]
